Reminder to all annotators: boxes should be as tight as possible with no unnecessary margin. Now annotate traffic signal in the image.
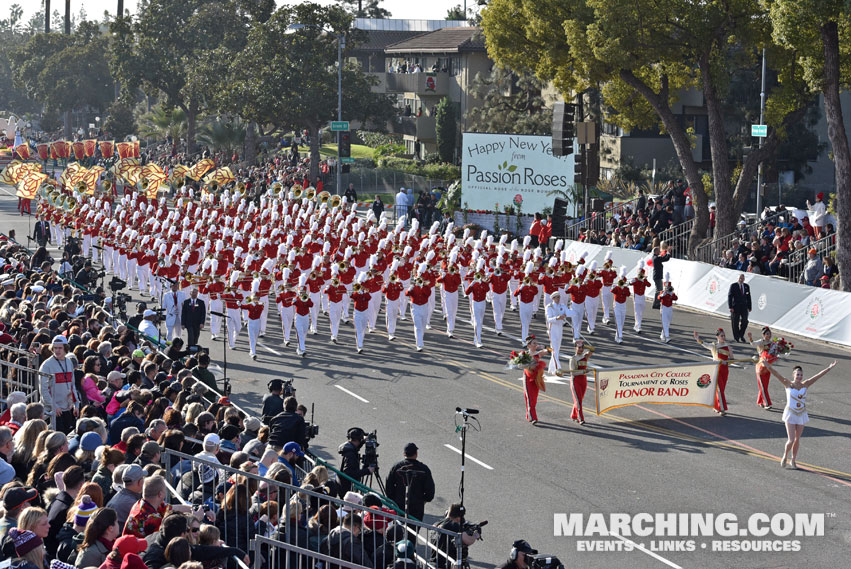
[339,131,351,159]
[552,102,575,157]
[574,147,584,185]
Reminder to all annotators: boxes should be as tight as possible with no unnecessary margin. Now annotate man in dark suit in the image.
[181,288,206,346]
[32,216,51,247]
[727,273,752,342]
[651,246,671,309]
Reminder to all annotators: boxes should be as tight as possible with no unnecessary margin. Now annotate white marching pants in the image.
[103,247,113,273]
[278,304,294,343]
[491,292,506,332]
[354,309,369,349]
[518,300,534,341]
[342,283,352,321]
[127,259,137,289]
[209,299,223,337]
[399,280,410,318]
[294,313,309,353]
[443,290,458,334]
[471,299,485,345]
[570,301,585,341]
[329,301,343,339]
[82,234,91,258]
[308,292,320,332]
[247,318,261,356]
[548,323,564,373]
[585,295,599,333]
[614,301,627,342]
[601,286,613,323]
[660,305,673,340]
[368,292,381,330]
[259,296,270,334]
[633,294,646,332]
[385,298,400,336]
[508,279,519,308]
[411,303,428,349]
[226,308,241,348]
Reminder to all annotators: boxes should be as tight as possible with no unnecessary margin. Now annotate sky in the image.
[14,0,470,25]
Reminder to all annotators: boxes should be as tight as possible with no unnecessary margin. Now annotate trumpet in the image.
[236,182,247,195]
[318,190,331,204]
[305,187,316,200]
[330,195,342,208]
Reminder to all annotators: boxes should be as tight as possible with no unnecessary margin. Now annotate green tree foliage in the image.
[435,97,456,163]
[482,0,813,254]
[103,99,136,141]
[221,2,394,180]
[0,5,39,115]
[12,21,114,137]
[770,0,851,290]
[466,67,552,135]
[446,5,466,20]
[109,0,248,153]
[197,117,247,155]
[137,104,187,141]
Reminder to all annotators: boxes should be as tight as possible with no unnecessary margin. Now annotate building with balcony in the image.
[351,19,491,160]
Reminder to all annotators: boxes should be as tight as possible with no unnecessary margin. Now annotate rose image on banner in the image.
[84,140,97,157]
[72,141,86,161]
[14,142,30,161]
[133,140,140,158]
[99,140,115,158]
[36,144,49,161]
[116,142,134,159]
[513,193,523,206]
[187,158,215,181]
[594,362,719,415]
[51,140,71,159]
[17,172,48,199]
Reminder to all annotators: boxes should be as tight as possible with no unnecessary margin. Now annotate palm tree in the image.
[197,117,247,156]
[44,0,50,32]
[64,0,70,34]
[137,105,187,141]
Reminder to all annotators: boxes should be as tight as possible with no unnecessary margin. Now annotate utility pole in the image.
[755,48,766,216]
[45,0,50,33]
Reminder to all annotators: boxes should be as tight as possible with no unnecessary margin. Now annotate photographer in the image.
[261,379,286,424]
[268,396,307,450]
[384,442,435,521]
[430,503,480,569]
[338,428,375,495]
[138,309,160,341]
[74,259,98,288]
[500,540,538,569]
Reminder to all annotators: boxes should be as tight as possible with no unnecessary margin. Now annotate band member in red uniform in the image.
[631,263,651,333]
[351,278,372,353]
[748,327,777,409]
[221,282,244,349]
[489,263,510,335]
[465,272,489,348]
[523,336,546,425]
[599,252,617,325]
[242,295,264,360]
[275,282,296,346]
[694,328,731,415]
[437,256,461,338]
[406,268,431,351]
[657,273,677,343]
[611,268,630,344]
[567,341,594,424]
[583,261,603,334]
[293,282,313,357]
[325,274,347,344]
[382,270,404,341]
[567,265,587,343]
[513,269,538,342]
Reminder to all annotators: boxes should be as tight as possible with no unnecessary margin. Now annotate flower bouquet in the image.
[772,337,794,357]
[506,350,534,370]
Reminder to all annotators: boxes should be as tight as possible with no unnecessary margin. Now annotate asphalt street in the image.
[3,186,849,569]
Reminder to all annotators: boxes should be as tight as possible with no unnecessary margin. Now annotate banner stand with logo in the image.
[595,362,720,415]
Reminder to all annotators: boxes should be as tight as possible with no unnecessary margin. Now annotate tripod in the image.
[454,408,481,507]
[211,309,231,396]
[363,461,387,495]
[397,466,423,520]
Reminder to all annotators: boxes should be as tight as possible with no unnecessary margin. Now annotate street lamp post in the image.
[287,23,345,196]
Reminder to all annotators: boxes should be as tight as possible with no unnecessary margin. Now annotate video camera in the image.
[361,430,379,469]
[306,403,319,440]
[527,554,564,569]
[281,378,296,398]
[109,276,127,292]
[463,520,487,539]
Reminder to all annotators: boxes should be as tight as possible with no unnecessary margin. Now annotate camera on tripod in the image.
[360,430,379,468]
[527,554,564,569]
[281,378,296,398]
[109,276,127,292]
[463,520,487,539]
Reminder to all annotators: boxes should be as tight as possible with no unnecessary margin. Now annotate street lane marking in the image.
[335,385,369,403]
[443,444,494,470]
[258,342,283,356]
[609,532,683,569]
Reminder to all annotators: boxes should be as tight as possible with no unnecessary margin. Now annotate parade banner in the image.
[133,140,140,158]
[84,139,97,157]
[17,172,47,199]
[36,143,49,161]
[99,141,115,159]
[461,133,575,214]
[51,140,71,159]
[203,166,235,186]
[595,362,719,415]
[14,142,30,160]
[116,142,134,159]
[187,158,214,181]
[72,141,86,161]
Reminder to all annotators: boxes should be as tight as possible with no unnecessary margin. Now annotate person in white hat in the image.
[293,279,313,356]
[599,252,617,325]
[657,272,677,343]
[350,276,371,353]
[513,263,539,342]
[436,256,461,338]
[567,340,594,425]
[464,270,489,349]
[631,262,651,333]
[382,268,404,341]
[138,309,159,341]
[162,280,185,341]
[38,335,81,433]
[242,295,263,359]
[405,267,432,351]
[611,267,631,344]
[545,291,572,373]
[221,280,245,349]
[567,265,587,343]
[583,261,602,334]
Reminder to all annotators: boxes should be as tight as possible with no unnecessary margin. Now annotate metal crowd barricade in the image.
[658,217,695,259]
[161,448,462,569]
[694,209,787,264]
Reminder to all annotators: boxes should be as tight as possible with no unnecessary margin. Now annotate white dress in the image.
[782,386,809,425]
